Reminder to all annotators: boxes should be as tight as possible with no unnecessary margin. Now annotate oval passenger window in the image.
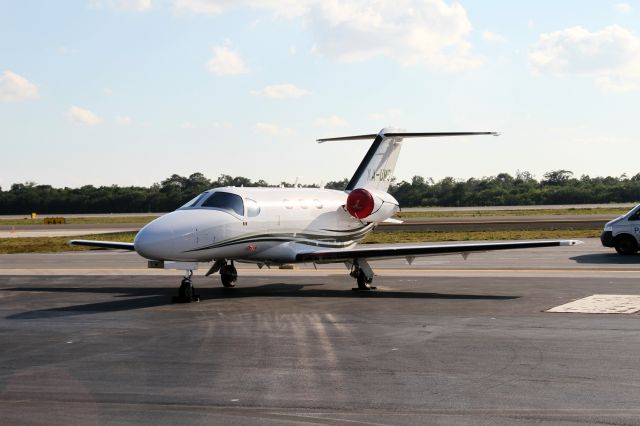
[246,198,261,217]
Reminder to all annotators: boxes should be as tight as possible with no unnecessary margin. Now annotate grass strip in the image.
[0,232,137,254]
[395,207,628,218]
[0,216,159,226]
[0,206,630,227]
[363,229,601,244]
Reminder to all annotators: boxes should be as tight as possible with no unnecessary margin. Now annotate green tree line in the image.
[1,170,639,214]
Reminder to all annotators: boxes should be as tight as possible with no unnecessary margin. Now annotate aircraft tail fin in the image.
[317,129,498,193]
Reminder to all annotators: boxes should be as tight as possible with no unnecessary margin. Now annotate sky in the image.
[2,0,640,189]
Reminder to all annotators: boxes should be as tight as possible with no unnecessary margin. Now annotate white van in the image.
[601,204,640,255]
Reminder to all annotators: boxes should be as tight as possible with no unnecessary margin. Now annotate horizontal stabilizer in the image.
[317,134,378,142]
[317,131,498,143]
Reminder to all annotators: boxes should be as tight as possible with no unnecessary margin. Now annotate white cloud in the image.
[180,0,479,71]
[251,84,311,99]
[94,0,152,11]
[255,122,294,137]
[482,31,507,43]
[369,108,401,121]
[206,46,248,75]
[175,0,310,18]
[315,115,349,128]
[615,3,632,13]
[175,0,223,14]
[0,70,38,102]
[115,116,131,125]
[67,106,102,125]
[211,121,233,129]
[181,121,195,129]
[529,25,640,92]
[309,0,480,71]
[57,45,78,55]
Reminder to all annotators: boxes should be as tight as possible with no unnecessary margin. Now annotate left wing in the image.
[69,240,135,251]
[296,240,581,263]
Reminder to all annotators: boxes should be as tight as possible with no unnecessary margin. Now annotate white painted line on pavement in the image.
[547,294,640,314]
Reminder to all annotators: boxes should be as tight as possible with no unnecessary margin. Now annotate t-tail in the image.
[318,128,499,193]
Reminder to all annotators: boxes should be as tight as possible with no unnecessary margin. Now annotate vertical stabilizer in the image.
[345,128,403,192]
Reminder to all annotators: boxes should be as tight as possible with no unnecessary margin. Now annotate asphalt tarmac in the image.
[1,239,640,425]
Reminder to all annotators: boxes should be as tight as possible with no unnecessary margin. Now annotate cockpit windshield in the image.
[179,193,207,209]
[201,191,244,216]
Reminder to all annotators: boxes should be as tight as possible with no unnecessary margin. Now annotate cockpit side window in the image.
[201,192,244,216]
[180,193,207,209]
[245,198,260,217]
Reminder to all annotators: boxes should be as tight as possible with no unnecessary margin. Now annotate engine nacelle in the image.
[345,188,399,222]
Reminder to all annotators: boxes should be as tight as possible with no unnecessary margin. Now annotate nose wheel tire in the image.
[172,271,200,303]
[220,263,238,288]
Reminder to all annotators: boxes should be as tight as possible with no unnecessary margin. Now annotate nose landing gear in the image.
[204,259,239,288]
[172,270,200,303]
[220,261,238,288]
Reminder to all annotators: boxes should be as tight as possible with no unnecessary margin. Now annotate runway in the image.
[1,239,640,424]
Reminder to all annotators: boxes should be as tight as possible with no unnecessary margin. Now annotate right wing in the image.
[69,240,135,251]
[296,240,581,263]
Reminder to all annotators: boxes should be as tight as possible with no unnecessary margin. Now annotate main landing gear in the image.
[350,259,376,291]
[205,259,238,288]
[173,270,200,303]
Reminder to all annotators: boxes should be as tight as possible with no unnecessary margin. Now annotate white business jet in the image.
[71,128,580,302]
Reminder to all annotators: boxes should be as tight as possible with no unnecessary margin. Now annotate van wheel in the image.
[614,235,638,255]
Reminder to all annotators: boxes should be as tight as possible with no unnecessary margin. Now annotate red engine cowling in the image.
[345,188,400,222]
[346,188,375,219]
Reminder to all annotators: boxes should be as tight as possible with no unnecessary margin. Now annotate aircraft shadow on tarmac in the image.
[4,283,518,319]
[570,253,640,264]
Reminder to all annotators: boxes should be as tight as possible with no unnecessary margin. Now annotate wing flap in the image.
[69,240,136,251]
[296,240,581,263]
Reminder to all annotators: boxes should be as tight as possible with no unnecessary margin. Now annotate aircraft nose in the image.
[134,210,202,260]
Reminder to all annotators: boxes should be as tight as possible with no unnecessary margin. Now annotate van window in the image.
[246,198,261,217]
[201,192,244,216]
[629,209,640,221]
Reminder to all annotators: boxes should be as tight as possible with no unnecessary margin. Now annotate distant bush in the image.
[1,170,638,214]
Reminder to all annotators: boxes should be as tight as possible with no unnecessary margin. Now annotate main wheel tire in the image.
[614,235,638,255]
[356,271,371,290]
